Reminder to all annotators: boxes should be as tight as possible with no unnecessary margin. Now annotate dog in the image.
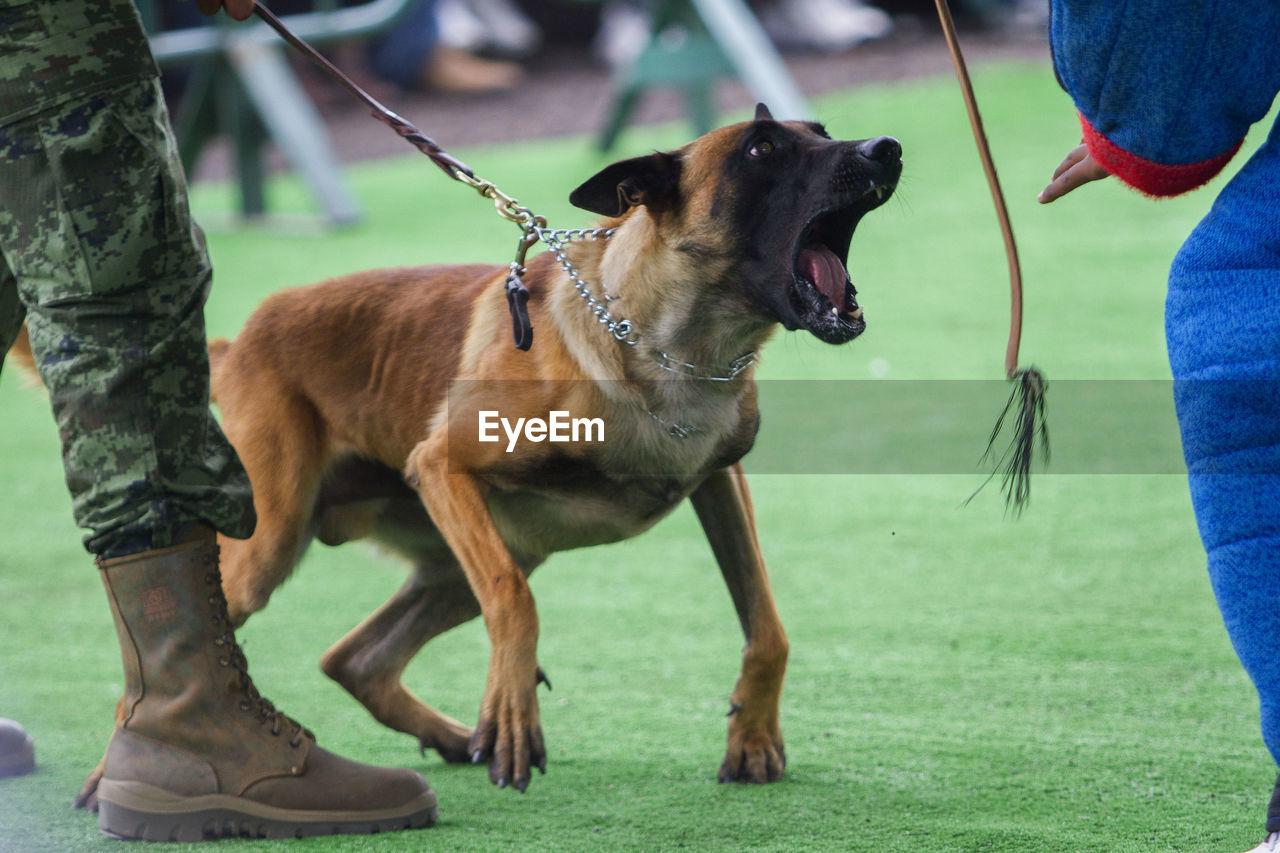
[107,104,900,795]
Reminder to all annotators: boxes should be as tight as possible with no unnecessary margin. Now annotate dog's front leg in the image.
[406,437,546,792]
[690,463,788,783]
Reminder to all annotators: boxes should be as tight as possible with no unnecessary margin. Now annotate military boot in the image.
[93,530,437,841]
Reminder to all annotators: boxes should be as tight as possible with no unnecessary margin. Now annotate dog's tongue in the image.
[798,246,848,312]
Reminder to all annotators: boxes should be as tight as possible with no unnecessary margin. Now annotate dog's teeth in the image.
[851,306,864,320]
[831,307,839,316]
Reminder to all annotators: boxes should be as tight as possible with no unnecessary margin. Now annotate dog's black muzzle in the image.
[784,135,902,344]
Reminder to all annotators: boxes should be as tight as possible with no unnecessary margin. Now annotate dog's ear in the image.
[754,103,773,122]
[569,151,682,217]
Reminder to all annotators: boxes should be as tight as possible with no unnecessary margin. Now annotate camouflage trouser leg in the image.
[0,76,255,558]
[0,253,19,360]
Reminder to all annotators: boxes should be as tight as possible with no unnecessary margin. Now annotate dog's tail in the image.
[208,338,232,406]
[5,324,42,387]
[8,326,237,404]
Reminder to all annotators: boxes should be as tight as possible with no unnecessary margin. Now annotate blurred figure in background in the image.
[591,0,893,69]
[437,0,540,59]
[756,0,893,53]
[158,0,524,95]
[372,0,526,94]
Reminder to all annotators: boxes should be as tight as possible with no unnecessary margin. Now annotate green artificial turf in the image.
[2,62,1276,851]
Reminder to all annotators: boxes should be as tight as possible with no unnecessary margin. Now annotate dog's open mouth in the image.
[789,184,893,344]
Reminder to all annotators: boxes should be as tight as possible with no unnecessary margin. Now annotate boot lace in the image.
[204,565,313,749]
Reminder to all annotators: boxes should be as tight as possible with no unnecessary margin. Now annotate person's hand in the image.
[1038,143,1109,203]
[196,0,254,21]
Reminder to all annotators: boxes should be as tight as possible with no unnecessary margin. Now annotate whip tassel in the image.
[934,0,1048,511]
[977,368,1049,513]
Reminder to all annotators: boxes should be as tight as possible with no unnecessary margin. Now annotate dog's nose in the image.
[857,136,901,165]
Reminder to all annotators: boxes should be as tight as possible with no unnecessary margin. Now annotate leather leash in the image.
[253,4,471,182]
[252,3,540,348]
[933,0,1047,510]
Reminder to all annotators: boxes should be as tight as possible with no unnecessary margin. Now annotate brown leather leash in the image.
[934,0,1047,511]
[252,3,543,348]
[252,4,471,181]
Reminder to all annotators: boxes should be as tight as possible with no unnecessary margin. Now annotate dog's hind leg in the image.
[689,462,788,784]
[216,392,329,626]
[320,562,482,763]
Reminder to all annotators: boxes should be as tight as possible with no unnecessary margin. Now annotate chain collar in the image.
[509,226,756,440]
[536,227,757,382]
[652,350,757,382]
[645,407,698,439]
[538,226,637,345]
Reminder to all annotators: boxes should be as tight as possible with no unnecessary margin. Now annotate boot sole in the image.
[96,780,438,841]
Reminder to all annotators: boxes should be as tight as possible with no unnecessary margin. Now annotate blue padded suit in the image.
[1050,0,1280,831]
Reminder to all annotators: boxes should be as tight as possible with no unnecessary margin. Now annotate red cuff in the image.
[1079,113,1241,198]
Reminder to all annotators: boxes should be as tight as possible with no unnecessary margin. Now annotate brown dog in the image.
[201,105,900,793]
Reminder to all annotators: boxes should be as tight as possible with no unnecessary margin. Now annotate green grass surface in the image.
[2,63,1276,851]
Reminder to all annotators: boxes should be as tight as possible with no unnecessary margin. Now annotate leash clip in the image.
[505,218,545,351]
[458,172,535,226]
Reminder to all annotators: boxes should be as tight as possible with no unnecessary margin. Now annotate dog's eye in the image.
[749,140,775,158]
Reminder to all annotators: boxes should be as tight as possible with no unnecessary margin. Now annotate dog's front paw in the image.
[469,674,547,792]
[718,709,786,784]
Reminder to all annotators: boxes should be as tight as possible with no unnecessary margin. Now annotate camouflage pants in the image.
[0,77,255,557]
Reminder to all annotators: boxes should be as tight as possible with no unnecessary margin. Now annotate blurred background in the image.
[142,0,1050,190]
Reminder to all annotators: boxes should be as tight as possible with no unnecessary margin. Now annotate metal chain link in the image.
[653,350,758,382]
[535,226,639,346]
[645,407,697,439]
